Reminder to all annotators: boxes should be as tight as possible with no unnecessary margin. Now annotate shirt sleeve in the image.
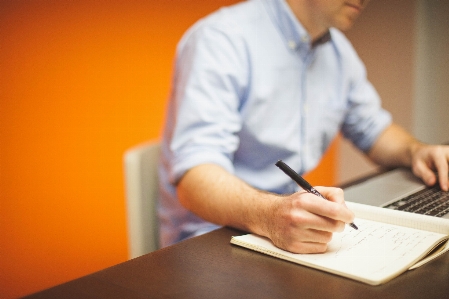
[338,33,392,153]
[167,18,249,184]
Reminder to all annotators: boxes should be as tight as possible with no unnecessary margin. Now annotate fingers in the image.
[304,187,355,225]
[315,186,345,204]
[273,217,345,254]
[270,191,352,253]
[277,229,332,254]
[438,171,449,192]
[435,152,448,191]
[413,159,437,186]
[290,197,348,233]
[266,188,355,254]
[412,145,449,191]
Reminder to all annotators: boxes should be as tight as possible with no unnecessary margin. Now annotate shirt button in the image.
[301,35,309,43]
[288,40,296,49]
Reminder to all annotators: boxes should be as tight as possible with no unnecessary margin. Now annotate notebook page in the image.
[347,201,449,234]
[231,219,447,285]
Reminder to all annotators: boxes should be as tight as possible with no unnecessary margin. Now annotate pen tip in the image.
[350,223,358,230]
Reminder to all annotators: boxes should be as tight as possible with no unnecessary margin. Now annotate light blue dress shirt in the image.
[158,0,392,247]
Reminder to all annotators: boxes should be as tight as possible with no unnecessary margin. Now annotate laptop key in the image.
[384,185,449,217]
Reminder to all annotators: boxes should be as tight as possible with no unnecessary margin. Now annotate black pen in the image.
[275,160,358,230]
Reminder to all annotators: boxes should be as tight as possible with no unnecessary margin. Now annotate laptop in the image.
[344,168,449,219]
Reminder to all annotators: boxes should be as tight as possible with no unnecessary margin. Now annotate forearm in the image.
[176,163,355,253]
[367,123,423,168]
[176,163,278,237]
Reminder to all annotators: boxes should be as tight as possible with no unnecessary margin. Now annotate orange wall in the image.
[0,1,335,298]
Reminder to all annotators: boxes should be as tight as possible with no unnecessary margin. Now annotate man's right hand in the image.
[261,186,355,253]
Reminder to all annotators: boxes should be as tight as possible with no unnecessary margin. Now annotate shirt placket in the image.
[299,43,316,175]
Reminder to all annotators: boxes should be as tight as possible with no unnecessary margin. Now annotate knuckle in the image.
[290,211,308,226]
[334,187,344,196]
[291,192,313,209]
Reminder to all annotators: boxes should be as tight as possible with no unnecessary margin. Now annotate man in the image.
[158,0,449,253]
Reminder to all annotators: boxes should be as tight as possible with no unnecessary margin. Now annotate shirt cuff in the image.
[169,151,235,185]
[356,111,392,152]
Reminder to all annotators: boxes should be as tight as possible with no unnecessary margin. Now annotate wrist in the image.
[247,190,283,239]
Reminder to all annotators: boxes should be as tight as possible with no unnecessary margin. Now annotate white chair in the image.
[123,141,160,259]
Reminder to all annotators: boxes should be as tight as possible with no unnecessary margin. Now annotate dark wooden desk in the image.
[25,226,449,299]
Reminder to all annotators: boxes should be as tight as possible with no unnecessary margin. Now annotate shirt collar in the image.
[262,0,331,52]
[312,30,331,47]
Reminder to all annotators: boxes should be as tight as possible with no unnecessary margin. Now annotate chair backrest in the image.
[123,141,160,259]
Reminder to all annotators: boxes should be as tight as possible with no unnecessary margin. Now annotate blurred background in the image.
[1,1,447,298]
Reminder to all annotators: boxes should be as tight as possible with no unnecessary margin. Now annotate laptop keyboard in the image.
[384,186,449,217]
